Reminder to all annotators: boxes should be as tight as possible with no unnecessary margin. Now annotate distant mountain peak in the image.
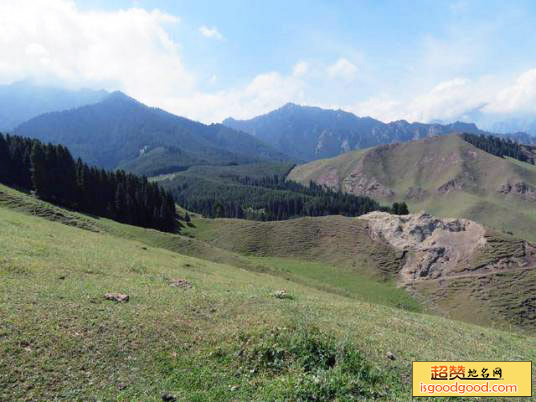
[280,102,299,109]
[222,103,536,162]
[105,90,138,103]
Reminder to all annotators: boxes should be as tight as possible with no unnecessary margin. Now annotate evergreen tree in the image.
[30,142,48,199]
[4,134,177,233]
[0,133,10,184]
[398,202,409,215]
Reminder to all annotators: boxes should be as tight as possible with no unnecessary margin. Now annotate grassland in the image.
[289,134,536,242]
[1,184,536,400]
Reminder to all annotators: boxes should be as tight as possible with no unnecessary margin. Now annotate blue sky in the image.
[2,0,536,128]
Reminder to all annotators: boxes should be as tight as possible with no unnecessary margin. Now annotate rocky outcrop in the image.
[360,211,536,286]
[316,168,341,191]
[360,211,487,281]
[498,181,536,201]
[405,187,428,201]
[341,154,395,198]
[342,176,395,198]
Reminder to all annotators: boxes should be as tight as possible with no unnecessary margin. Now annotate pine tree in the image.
[30,142,48,199]
[398,202,409,215]
[0,133,10,184]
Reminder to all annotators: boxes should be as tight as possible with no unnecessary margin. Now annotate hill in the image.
[223,103,536,161]
[289,134,536,241]
[15,92,288,174]
[184,211,536,331]
[0,81,107,131]
[1,182,535,400]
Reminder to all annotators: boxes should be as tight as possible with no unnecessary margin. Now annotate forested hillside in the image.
[462,133,535,164]
[15,92,289,174]
[155,163,407,220]
[0,133,176,232]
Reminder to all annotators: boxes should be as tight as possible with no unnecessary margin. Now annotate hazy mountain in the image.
[0,81,108,131]
[15,92,289,176]
[224,103,536,161]
[490,118,536,136]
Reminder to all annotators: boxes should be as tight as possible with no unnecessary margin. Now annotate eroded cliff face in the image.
[359,211,536,284]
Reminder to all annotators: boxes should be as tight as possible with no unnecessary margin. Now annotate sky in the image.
[1,0,536,128]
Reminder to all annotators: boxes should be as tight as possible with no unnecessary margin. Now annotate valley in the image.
[3,2,536,400]
[1,183,536,400]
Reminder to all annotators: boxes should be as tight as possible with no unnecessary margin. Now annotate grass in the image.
[1,184,536,400]
[245,256,420,312]
[187,215,404,279]
[288,134,536,242]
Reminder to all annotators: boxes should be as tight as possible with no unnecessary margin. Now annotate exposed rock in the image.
[360,211,486,281]
[343,176,395,198]
[386,352,396,360]
[104,293,129,303]
[437,178,465,193]
[272,289,292,299]
[170,278,192,289]
[437,171,476,194]
[316,168,340,191]
[405,186,428,201]
[341,151,396,198]
[360,211,536,292]
[498,181,536,201]
[161,393,176,402]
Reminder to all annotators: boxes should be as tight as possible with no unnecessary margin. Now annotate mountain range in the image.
[7,83,536,177]
[15,91,288,176]
[224,103,536,161]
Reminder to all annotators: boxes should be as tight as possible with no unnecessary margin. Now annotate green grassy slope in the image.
[0,184,413,311]
[189,216,403,278]
[183,213,536,331]
[1,186,536,400]
[289,134,536,241]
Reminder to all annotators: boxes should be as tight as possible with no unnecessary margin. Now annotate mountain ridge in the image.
[0,80,108,131]
[224,103,536,161]
[288,134,536,241]
[15,91,289,175]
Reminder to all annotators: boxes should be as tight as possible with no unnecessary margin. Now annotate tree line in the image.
[0,133,177,232]
[167,173,408,220]
[462,133,534,164]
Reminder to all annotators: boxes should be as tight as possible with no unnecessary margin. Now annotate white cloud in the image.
[292,61,309,77]
[484,68,536,116]
[350,97,403,123]
[327,58,357,81]
[0,0,194,101]
[2,0,536,128]
[403,78,488,122]
[199,25,224,40]
[0,0,306,123]
[162,71,307,122]
[350,77,492,123]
